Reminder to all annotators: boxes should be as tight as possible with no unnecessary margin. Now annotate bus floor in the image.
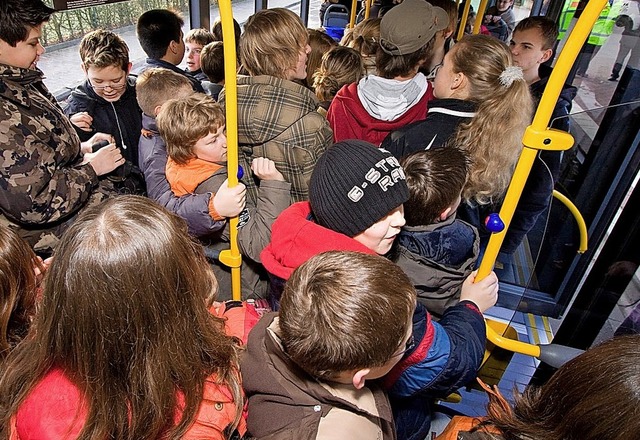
[440,306,557,417]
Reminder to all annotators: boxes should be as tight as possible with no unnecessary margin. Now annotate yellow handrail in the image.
[476,0,607,356]
[217,0,242,301]
[553,189,588,253]
[364,0,371,21]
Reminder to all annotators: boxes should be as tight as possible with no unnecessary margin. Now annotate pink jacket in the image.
[10,368,246,439]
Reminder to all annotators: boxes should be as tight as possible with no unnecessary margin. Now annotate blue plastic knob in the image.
[485,213,505,233]
[237,165,244,180]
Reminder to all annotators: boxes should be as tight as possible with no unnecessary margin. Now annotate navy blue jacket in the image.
[64,79,142,166]
[381,99,477,159]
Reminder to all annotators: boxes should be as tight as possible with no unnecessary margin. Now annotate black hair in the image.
[0,0,54,47]
[136,9,184,59]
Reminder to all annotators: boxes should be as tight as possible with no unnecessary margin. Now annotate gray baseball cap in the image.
[380,0,449,56]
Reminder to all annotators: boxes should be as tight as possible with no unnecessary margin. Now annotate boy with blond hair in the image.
[218,8,333,204]
[183,28,215,81]
[157,94,292,297]
[136,68,224,238]
[64,29,144,193]
[398,148,479,316]
[243,251,414,439]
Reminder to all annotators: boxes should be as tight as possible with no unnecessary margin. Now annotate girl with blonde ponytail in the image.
[448,35,533,204]
[384,34,533,206]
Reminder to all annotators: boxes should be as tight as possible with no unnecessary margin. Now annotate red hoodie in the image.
[260,202,375,280]
[327,82,433,146]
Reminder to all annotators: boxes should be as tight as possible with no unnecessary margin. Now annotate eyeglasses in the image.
[396,334,415,357]
[89,76,126,90]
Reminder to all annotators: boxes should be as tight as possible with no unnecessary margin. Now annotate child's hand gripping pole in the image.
[217,0,242,301]
[475,0,609,365]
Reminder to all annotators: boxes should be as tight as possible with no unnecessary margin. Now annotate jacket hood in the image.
[260,202,375,280]
[357,73,429,121]
[231,75,320,145]
[330,81,432,144]
[398,216,479,269]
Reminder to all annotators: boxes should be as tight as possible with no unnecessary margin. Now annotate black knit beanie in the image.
[309,140,409,237]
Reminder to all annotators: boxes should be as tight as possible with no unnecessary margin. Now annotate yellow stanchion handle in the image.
[553,189,588,253]
[475,0,607,357]
[365,0,371,21]
[218,0,242,301]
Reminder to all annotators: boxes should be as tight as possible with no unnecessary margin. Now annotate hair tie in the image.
[499,66,524,87]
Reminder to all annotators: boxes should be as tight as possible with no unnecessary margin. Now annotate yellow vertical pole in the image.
[457,0,473,41]
[217,0,242,301]
[476,0,608,353]
[472,0,490,35]
[350,0,358,28]
[365,0,371,21]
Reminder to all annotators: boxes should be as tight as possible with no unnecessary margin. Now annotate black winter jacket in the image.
[64,79,142,166]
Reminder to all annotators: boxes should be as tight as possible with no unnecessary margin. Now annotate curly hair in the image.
[448,35,533,204]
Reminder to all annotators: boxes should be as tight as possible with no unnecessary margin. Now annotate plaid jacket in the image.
[0,64,114,254]
[219,75,333,204]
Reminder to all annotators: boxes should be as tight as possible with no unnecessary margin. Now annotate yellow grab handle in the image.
[553,190,588,253]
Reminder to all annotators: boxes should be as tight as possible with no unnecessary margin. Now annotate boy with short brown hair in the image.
[64,29,144,193]
[157,93,292,297]
[399,148,479,316]
[242,251,415,439]
[183,28,215,82]
[135,68,224,238]
[158,94,245,220]
[200,41,225,99]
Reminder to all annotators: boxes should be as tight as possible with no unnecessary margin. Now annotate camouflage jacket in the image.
[218,75,333,204]
[0,63,111,254]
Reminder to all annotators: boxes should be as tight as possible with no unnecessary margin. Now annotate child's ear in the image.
[153,104,163,117]
[126,62,132,75]
[352,369,371,390]
[540,48,553,64]
[439,206,453,222]
[169,40,180,55]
